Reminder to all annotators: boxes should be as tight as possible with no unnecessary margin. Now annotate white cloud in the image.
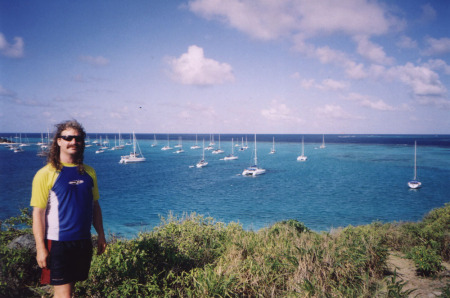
[79,55,110,66]
[416,97,450,110]
[422,59,450,75]
[316,104,362,120]
[396,35,417,49]
[354,35,394,65]
[422,37,450,56]
[420,4,437,23]
[0,33,24,58]
[167,45,234,86]
[300,78,348,91]
[188,0,402,40]
[386,62,447,97]
[0,84,16,97]
[261,100,302,123]
[344,93,396,111]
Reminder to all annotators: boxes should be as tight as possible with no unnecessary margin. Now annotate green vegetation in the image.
[1,204,449,297]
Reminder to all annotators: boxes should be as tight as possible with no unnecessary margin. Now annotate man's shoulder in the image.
[35,163,58,175]
[83,164,97,177]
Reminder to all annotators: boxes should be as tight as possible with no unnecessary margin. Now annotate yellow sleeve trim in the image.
[30,164,58,209]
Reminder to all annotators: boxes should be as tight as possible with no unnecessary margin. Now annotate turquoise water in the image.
[1,134,449,238]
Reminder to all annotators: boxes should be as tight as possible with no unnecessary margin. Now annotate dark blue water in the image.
[1,134,449,238]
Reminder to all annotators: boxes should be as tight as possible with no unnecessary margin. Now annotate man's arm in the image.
[32,207,48,268]
[93,200,107,255]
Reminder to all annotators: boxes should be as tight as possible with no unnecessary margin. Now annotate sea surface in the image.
[1,133,449,239]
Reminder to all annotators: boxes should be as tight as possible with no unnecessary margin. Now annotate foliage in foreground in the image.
[0,204,449,297]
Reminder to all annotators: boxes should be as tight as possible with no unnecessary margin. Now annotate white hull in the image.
[224,155,238,160]
[120,155,146,163]
[297,155,307,161]
[242,167,266,176]
[196,160,208,168]
[408,180,422,189]
[119,132,145,163]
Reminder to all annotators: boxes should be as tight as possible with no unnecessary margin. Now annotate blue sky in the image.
[1,0,449,134]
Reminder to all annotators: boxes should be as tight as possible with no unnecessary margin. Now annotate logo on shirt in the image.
[69,180,84,185]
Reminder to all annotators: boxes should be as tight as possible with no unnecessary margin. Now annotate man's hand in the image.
[97,235,107,255]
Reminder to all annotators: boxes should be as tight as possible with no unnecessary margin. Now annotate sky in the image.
[1,0,450,134]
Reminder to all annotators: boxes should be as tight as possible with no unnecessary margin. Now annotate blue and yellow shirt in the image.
[30,163,100,241]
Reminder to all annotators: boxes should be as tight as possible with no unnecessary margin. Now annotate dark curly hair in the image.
[48,120,86,173]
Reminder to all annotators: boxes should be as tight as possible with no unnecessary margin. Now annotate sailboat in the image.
[297,136,307,161]
[224,138,238,160]
[320,134,326,149]
[269,137,276,154]
[212,135,224,154]
[174,137,184,153]
[242,134,266,176]
[191,134,201,149]
[408,141,422,189]
[119,132,146,163]
[196,139,208,168]
[151,134,158,147]
[161,135,173,151]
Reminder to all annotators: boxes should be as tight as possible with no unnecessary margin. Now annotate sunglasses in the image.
[59,135,84,142]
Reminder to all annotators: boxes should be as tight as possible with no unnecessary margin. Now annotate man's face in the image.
[57,128,83,156]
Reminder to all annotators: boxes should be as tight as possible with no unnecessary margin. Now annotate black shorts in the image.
[41,239,93,285]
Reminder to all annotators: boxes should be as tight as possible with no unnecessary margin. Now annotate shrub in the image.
[408,245,443,276]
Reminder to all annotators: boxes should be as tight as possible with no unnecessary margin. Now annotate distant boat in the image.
[119,132,146,163]
[224,138,238,160]
[191,134,201,149]
[320,134,326,149]
[151,134,158,147]
[196,139,208,168]
[212,135,224,154]
[239,137,246,151]
[297,136,307,161]
[408,141,422,189]
[242,134,266,176]
[269,137,276,154]
[174,136,182,148]
[161,135,172,151]
[174,137,184,153]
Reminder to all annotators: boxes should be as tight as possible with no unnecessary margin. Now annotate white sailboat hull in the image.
[408,180,422,189]
[242,167,266,176]
[297,155,307,161]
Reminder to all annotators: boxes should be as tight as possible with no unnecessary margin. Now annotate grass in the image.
[1,203,449,297]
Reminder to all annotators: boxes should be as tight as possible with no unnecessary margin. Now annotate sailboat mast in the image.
[302,136,304,155]
[414,141,417,180]
[254,134,257,166]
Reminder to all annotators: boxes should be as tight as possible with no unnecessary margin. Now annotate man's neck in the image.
[60,153,76,164]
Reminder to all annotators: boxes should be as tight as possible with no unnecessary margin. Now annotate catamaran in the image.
[408,141,422,189]
[196,139,208,168]
[242,134,266,176]
[224,138,238,160]
[119,132,146,163]
[297,136,307,161]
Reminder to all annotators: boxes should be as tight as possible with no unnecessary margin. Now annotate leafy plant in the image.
[408,245,443,276]
[384,270,416,297]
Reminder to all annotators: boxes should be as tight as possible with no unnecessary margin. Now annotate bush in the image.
[408,245,443,276]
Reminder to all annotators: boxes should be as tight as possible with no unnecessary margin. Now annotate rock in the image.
[7,234,36,253]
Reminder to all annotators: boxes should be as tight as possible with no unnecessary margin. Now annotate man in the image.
[31,120,106,297]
